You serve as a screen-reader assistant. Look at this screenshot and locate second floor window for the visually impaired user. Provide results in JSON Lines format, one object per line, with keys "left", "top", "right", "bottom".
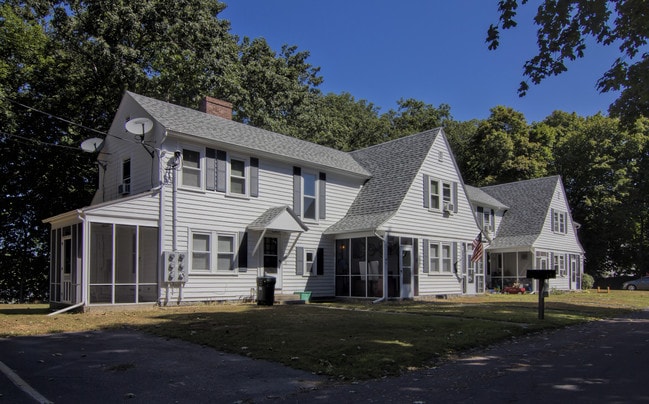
{"left": 429, "top": 180, "right": 440, "bottom": 210}
{"left": 553, "top": 210, "right": 567, "bottom": 234}
{"left": 229, "top": 158, "right": 246, "bottom": 195}
{"left": 122, "top": 159, "right": 131, "bottom": 185}
{"left": 182, "top": 149, "right": 201, "bottom": 188}
{"left": 303, "top": 172, "right": 317, "bottom": 220}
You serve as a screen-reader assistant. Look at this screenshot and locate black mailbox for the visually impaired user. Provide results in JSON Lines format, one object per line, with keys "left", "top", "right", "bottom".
{"left": 526, "top": 269, "right": 556, "bottom": 320}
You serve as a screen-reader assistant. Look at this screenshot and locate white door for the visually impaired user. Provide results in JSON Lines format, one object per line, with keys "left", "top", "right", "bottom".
{"left": 61, "top": 236, "right": 72, "bottom": 303}
{"left": 400, "top": 245, "right": 414, "bottom": 299}
{"left": 263, "top": 236, "right": 282, "bottom": 289}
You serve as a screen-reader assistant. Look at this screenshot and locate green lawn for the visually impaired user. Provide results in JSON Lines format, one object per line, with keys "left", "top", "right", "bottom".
{"left": 2, "top": 290, "right": 648, "bottom": 380}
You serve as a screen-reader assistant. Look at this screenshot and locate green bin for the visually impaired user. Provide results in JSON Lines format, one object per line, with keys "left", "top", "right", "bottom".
{"left": 256, "top": 276, "right": 276, "bottom": 305}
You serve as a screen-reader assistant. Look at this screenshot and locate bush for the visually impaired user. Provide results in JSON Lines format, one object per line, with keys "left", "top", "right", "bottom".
{"left": 582, "top": 273, "right": 595, "bottom": 290}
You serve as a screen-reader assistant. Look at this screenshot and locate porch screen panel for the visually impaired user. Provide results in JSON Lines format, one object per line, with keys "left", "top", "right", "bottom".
{"left": 89, "top": 223, "right": 113, "bottom": 303}
{"left": 387, "top": 236, "right": 400, "bottom": 298}
{"left": 335, "top": 239, "right": 350, "bottom": 296}
{"left": 350, "top": 238, "right": 366, "bottom": 297}
{"left": 367, "top": 236, "right": 383, "bottom": 298}
{"left": 138, "top": 226, "right": 158, "bottom": 302}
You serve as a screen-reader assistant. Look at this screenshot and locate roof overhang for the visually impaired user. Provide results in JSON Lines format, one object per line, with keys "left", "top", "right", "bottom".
{"left": 247, "top": 206, "right": 309, "bottom": 233}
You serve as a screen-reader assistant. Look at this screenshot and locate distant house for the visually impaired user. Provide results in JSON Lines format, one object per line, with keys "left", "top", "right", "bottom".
{"left": 44, "top": 92, "right": 583, "bottom": 309}
{"left": 466, "top": 176, "right": 585, "bottom": 291}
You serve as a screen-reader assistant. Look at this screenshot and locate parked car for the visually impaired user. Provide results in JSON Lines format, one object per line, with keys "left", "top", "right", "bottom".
{"left": 622, "top": 276, "right": 649, "bottom": 290}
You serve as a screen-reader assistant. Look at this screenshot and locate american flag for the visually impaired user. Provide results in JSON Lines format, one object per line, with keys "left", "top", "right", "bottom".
{"left": 471, "top": 233, "right": 483, "bottom": 263}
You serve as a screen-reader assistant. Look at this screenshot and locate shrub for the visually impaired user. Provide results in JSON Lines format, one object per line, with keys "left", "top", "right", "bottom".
{"left": 582, "top": 273, "right": 595, "bottom": 290}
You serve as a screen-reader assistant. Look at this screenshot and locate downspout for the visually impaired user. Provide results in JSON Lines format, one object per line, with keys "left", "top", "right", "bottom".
{"left": 373, "top": 230, "right": 387, "bottom": 304}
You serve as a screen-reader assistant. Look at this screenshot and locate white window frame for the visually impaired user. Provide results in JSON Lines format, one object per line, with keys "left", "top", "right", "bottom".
{"left": 216, "top": 233, "right": 237, "bottom": 273}
{"left": 190, "top": 230, "right": 238, "bottom": 274}
{"left": 302, "top": 171, "right": 319, "bottom": 221}
{"left": 429, "top": 179, "right": 440, "bottom": 210}
{"left": 190, "top": 231, "right": 211, "bottom": 272}
{"left": 227, "top": 155, "right": 249, "bottom": 196}
{"left": 441, "top": 244, "right": 452, "bottom": 273}
{"left": 121, "top": 157, "right": 131, "bottom": 186}
{"left": 428, "top": 178, "right": 453, "bottom": 212}
{"left": 427, "top": 242, "right": 453, "bottom": 274}
{"left": 554, "top": 254, "right": 566, "bottom": 277}
{"left": 553, "top": 210, "right": 567, "bottom": 234}
{"left": 303, "top": 248, "right": 317, "bottom": 277}
{"left": 181, "top": 147, "right": 203, "bottom": 189}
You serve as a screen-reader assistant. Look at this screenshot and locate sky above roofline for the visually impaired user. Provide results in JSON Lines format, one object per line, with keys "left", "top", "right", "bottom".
{"left": 222, "top": 1, "right": 621, "bottom": 124}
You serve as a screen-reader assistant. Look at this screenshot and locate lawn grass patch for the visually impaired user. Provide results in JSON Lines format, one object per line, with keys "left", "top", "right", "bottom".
{"left": 1, "top": 290, "right": 648, "bottom": 380}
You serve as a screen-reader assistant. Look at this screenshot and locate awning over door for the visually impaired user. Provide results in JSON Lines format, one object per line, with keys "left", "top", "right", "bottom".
{"left": 248, "top": 206, "right": 309, "bottom": 233}
{"left": 248, "top": 206, "right": 309, "bottom": 255}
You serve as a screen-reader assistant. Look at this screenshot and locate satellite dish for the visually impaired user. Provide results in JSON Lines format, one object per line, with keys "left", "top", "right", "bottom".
{"left": 125, "top": 117, "right": 153, "bottom": 135}
{"left": 80, "top": 137, "right": 104, "bottom": 153}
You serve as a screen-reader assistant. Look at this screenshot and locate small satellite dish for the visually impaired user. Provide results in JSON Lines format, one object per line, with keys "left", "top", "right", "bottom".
{"left": 80, "top": 137, "right": 104, "bottom": 153}
{"left": 125, "top": 117, "right": 153, "bottom": 135}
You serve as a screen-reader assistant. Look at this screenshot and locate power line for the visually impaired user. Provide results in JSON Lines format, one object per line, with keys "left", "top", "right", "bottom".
{"left": 2, "top": 96, "right": 108, "bottom": 137}
{"left": 1, "top": 130, "right": 88, "bottom": 152}
{"left": 1, "top": 96, "right": 146, "bottom": 147}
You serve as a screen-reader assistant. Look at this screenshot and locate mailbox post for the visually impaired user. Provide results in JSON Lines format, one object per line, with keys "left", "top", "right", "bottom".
{"left": 526, "top": 269, "right": 556, "bottom": 319}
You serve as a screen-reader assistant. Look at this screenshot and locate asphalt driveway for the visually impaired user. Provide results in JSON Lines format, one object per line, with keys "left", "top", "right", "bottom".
{"left": 2, "top": 309, "right": 649, "bottom": 403}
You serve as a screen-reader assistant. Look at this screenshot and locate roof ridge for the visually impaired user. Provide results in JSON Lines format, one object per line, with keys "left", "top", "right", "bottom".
{"left": 350, "top": 128, "right": 442, "bottom": 155}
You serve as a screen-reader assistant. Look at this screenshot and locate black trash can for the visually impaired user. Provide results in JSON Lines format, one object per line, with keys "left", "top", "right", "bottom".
{"left": 256, "top": 276, "right": 276, "bottom": 305}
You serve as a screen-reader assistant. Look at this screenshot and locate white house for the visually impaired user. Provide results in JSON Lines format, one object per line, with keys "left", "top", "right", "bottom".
{"left": 44, "top": 92, "right": 584, "bottom": 308}
{"left": 466, "top": 176, "right": 585, "bottom": 291}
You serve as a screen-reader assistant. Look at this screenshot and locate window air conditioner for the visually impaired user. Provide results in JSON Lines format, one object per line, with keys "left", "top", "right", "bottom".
{"left": 483, "top": 224, "right": 492, "bottom": 233}
{"left": 118, "top": 183, "right": 131, "bottom": 195}
{"left": 443, "top": 202, "right": 454, "bottom": 213}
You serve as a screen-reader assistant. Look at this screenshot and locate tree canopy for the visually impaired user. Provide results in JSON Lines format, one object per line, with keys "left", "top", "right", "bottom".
{"left": 487, "top": 0, "right": 649, "bottom": 126}
{"left": 2, "top": 1, "right": 649, "bottom": 300}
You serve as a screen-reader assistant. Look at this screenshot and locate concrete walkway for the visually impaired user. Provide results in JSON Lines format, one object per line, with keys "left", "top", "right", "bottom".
{"left": 2, "top": 309, "right": 649, "bottom": 403}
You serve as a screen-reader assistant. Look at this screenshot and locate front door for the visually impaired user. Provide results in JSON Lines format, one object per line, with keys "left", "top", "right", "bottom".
{"left": 400, "top": 245, "right": 414, "bottom": 299}
{"left": 61, "top": 236, "right": 72, "bottom": 303}
{"left": 263, "top": 236, "right": 282, "bottom": 289}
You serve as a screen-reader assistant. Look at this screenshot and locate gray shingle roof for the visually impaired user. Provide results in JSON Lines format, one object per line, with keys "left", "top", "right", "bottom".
{"left": 128, "top": 92, "right": 370, "bottom": 177}
{"left": 465, "top": 185, "right": 509, "bottom": 210}
{"left": 325, "top": 129, "right": 441, "bottom": 234}
{"left": 480, "top": 176, "right": 560, "bottom": 249}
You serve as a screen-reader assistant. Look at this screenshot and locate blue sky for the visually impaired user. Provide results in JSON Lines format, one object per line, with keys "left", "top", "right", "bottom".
{"left": 221, "top": 1, "right": 621, "bottom": 123}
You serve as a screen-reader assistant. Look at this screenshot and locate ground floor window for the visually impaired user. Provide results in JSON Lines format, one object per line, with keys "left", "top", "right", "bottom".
{"left": 89, "top": 223, "right": 158, "bottom": 304}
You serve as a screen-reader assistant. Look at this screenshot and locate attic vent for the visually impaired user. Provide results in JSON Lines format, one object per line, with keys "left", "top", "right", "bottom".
{"left": 200, "top": 96, "right": 232, "bottom": 120}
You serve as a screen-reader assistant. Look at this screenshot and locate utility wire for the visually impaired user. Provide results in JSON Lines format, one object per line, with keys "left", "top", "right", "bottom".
{"left": 2, "top": 96, "right": 108, "bottom": 137}
{"left": 0, "top": 129, "right": 87, "bottom": 152}
{"left": 1, "top": 96, "right": 146, "bottom": 147}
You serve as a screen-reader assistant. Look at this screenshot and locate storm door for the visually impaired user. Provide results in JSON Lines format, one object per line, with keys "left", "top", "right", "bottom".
{"left": 400, "top": 245, "right": 414, "bottom": 299}
{"left": 263, "top": 236, "right": 281, "bottom": 289}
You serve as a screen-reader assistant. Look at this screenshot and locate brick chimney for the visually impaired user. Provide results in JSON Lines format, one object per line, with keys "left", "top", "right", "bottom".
{"left": 200, "top": 96, "right": 233, "bottom": 120}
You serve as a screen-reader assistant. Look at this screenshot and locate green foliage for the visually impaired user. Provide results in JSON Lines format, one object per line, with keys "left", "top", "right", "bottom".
{"left": 581, "top": 273, "right": 595, "bottom": 290}
{"left": 464, "top": 106, "right": 551, "bottom": 185}
{"left": 488, "top": 0, "right": 649, "bottom": 126}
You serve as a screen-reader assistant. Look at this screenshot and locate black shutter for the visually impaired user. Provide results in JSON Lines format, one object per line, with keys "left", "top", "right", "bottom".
{"left": 238, "top": 232, "right": 248, "bottom": 271}
{"left": 293, "top": 166, "right": 301, "bottom": 215}
{"left": 319, "top": 172, "right": 326, "bottom": 220}
{"left": 216, "top": 150, "right": 227, "bottom": 192}
{"left": 317, "top": 248, "right": 324, "bottom": 275}
{"left": 296, "top": 246, "right": 304, "bottom": 275}
{"left": 206, "top": 148, "right": 216, "bottom": 191}
{"left": 250, "top": 158, "right": 259, "bottom": 197}
{"left": 422, "top": 239, "right": 429, "bottom": 273}
{"left": 423, "top": 174, "right": 430, "bottom": 208}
